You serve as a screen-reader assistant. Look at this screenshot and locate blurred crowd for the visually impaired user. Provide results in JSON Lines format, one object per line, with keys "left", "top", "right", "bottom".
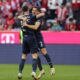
{"left": 0, "top": 0, "right": 80, "bottom": 31}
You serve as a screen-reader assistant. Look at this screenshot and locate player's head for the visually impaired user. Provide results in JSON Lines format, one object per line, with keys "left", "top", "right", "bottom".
{"left": 32, "top": 7, "right": 41, "bottom": 15}
{"left": 32, "top": 7, "right": 37, "bottom": 15}
{"left": 22, "top": 5, "right": 28, "bottom": 12}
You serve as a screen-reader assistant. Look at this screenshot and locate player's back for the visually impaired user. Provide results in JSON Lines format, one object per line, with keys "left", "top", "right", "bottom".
{"left": 21, "top": 13, "right": 37, "bottom": 36}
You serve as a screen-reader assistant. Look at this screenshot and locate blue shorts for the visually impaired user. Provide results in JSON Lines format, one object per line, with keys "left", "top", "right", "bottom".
{"left": 36, "top": 33, "right": 45, "bottom": 49}
{"left": 22, "top": 35, "right": 38, "bottom": 54}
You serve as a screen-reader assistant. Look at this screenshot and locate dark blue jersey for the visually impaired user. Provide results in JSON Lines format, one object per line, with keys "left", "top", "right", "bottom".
{"left": 21, "top": 13, "right": 37, "bottom": 36}
{"left": 34, "top": 17, "right": 43, "bottom": 38}
{"left": 34, "top": 17, "right": 45, "bottom": 49}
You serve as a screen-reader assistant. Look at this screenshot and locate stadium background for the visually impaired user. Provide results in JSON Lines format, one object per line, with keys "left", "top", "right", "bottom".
{"left": 0, "top": 0, "right": 80, "bottom": 80}
{"left": 0, "top": 31, "right": 80, "bottom": 65}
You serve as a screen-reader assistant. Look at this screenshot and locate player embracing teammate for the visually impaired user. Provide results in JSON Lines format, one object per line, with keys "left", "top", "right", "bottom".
{"left": 17, "top": 5, "right": 55, "bottom": 80}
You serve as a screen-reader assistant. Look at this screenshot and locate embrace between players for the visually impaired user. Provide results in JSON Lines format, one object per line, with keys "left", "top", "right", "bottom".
{"left": 17, "top": 5, "right": 55, "bottom": 80}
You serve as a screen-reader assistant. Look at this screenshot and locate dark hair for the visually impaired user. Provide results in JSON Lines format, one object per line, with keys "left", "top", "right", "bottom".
{"left": 33, "top": 7, "right": 41, "bottom": 12}
{"left": 37, "top": 7, "right": 41, "bottom": 12}
{"left": 22, "top": 5, "right": 28, "bottom": 12}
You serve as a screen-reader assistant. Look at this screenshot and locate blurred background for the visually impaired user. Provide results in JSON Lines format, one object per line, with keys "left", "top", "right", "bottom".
{"left": 0, "top": 0, "right": 80, "bottom": 80}
{"left": 0, "top": 0, "right": 80, "bottom": 31}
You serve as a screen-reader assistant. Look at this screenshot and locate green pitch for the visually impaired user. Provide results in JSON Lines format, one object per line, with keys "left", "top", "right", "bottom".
{"left": 0, "top": 64, "right": 80, "bottom": 80}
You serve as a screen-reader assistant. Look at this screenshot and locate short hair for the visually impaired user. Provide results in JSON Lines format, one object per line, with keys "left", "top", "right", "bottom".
{"left": 37, "top": 7, "right": 41, "bottom": 12}
{"left": 33, "top": 7, "right": 41, "bottom": 12}
{"left": 22, "top": 5, "right": 28, "bottom": 12}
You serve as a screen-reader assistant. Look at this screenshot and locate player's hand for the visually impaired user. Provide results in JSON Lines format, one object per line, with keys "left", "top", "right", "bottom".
{"left": 41, "top": 12, "right": 45, "bottom": 16}
{"left": 23, "top": 22, "right": 28, "bottom": 27}
{"left": 23, "top": 17, "right": 27, "bottom": 21}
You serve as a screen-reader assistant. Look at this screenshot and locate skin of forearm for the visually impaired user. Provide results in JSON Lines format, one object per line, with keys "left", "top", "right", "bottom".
{"left": 25, "top": 24, "right": 37, "bottom": 30}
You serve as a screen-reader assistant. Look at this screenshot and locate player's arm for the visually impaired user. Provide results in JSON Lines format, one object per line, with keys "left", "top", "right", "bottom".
{"left": 17, "top": 15, "right": 27, "bottom": 21}
{"left": 20, "top": 30, "right": 23, "bottom": 44}
{"left": 23, "top": 21, "right": 40, "bottom": 30}
{"left": 36, "top": 13, "right": 45, "bottom": 18}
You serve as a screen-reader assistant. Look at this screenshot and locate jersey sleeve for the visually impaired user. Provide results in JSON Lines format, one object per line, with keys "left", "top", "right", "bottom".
{"left": 32, "top": 15, "right": 37, "bottom": 21}
{"left": 36, "top": 18, "right": 42, "bottom": 23}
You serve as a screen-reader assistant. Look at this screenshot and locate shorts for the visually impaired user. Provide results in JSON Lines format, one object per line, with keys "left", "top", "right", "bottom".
{"left": 36, "top": 34, "right": 45, "bottom": 49}
{"left": 22, "top": 35, "right": 38, "bottom": 54}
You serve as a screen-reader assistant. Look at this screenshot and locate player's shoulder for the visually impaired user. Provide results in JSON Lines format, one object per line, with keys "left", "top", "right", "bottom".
{"left": 29, "top": 13, "right": 37, "bottom": 21}
{"left": 29, "top": 13, "right": 34, "bottom": 17}
{"left": 37, "top": 17, "right": 42, "bottom": 22}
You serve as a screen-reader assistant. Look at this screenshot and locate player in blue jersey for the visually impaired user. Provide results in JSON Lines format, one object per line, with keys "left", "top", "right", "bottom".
{"left": 17, "top": 5, "right": 43, "bottom": 80}
{"left": 23, "top": 7, "right": 55, "bottom": 79}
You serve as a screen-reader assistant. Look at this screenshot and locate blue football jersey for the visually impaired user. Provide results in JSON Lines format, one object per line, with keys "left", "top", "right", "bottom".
{"left": 21, "top": 13, "right": 37, "bottom": 36}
